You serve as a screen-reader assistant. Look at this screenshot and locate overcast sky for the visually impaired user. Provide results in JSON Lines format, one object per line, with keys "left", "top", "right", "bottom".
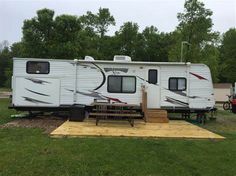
{"left": 0, "top": 0, "right": 235, "bottom": 44}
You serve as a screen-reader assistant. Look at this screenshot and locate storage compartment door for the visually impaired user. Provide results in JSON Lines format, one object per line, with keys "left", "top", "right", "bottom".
{"left": 14, "top": 77, "right": 60, "bottom": 107}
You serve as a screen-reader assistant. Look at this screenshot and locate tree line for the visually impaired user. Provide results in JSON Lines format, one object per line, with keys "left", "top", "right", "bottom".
{"left": 0, "top": 0, "right": 235, "bottom": 88}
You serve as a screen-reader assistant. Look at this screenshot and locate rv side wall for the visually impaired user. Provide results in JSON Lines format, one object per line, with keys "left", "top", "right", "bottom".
{"left": 12, "top": 58, "right": 215, "bottom": 111}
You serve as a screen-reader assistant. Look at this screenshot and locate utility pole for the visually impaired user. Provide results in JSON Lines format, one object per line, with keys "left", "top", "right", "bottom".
{"left": 180, "top": 41, "right": 191, "bottom": 62}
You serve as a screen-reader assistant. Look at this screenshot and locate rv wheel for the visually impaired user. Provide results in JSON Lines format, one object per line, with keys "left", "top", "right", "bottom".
{"left": 223, "top": 102, "right": 231, "bottom": 110}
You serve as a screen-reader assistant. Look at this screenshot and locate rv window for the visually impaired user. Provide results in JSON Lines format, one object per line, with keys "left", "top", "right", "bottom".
{"left": 108, "top": 76, "right": 122, "bottom": 93}
{"left": 26, "top": 61, "right": 50, "bottom": 74}
{"left": 148, "top": 69, "right": 158, "bottom": 84}
{"left": 178, "top": 78, "right": 186, "bottom": 90}
{"left": 169, "top": 78, "right": 186, "bottom": 91}
{"left": 108, "top": 76, "right": 136, "bottom": 93}
{"left": 122, "top": 77, "right": 136, "bottom": 93}
{"left": 169, "top": 78, "right": 178, "bottom": 90}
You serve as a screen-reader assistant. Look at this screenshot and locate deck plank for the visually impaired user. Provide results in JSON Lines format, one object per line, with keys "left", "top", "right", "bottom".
{"left": 50, "top": 120, "right": 225, "bottom": 139}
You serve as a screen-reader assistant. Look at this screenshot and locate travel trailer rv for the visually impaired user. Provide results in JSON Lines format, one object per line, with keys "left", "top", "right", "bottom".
{"left": 10, "top": 56, "right": 215, "bottom": 117}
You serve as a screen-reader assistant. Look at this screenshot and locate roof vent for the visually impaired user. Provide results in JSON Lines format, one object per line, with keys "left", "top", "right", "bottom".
{"left": 84, "top": 56, "right": 95, "bottom": 61}
{"left": 113, "top": 55, "right": 131, "bottom": 62}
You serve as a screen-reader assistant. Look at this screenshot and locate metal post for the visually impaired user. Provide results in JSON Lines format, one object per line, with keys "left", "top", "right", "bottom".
{"left": 180, "top": 41, "right": 191, "bottom": 62}
{"left": 181, "top": 42, "right": 184, "bottom": 62}
{"left": 73, "top": 59, "right": 78, "bottom": 103}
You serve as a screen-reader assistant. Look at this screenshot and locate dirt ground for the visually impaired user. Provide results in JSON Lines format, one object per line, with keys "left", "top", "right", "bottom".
{"left": 1, "top": 116, "right": 66, "bottom": 134}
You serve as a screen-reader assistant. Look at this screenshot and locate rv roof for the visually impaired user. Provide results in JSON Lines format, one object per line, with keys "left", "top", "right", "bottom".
{"left": 13, "top": 57, "right": 205, "bottom": 66}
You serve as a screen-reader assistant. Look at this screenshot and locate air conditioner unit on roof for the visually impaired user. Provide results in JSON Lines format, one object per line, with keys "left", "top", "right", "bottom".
{"left": 84, "top": 56, "right": 95, "bottom": 61}
{"left": 113, "top": 55, "right": 131, "bottom": 62}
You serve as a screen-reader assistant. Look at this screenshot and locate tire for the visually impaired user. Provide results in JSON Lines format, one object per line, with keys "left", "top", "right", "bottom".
{"left": 223, "top": 102, "right": 231, "bottom": 110}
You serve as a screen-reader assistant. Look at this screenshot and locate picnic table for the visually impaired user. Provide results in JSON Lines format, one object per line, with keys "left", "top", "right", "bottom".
{"left": 89, "top": 102, "right": 142, "bottom": 127}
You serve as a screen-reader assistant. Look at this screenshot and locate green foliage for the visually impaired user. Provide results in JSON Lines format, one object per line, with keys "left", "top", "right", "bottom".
{"left": 0, "top": 99, "right": 17, "bottom": 124}
{"left": 219, "top": 28, "right": 236, "bottom": 83}
{"left": 0, "top": 1, "right": 235, "bottom": 86}
{"left": 52, "top": 15, "right": 81, "bottom": 59}
{"left": 115, "top": 22, "right": 139, "bottom": 59}
{"left": 201, "top": 45, "right": 220, "bottom": 82}
{"left": 11, "top": 42, "right": 26, "bottom": 58}
{"left": 22, "top": 8, "right": 55, "bottom": 58}
{"left": 0, "top": 47, "right": 12, "bottom": 87}
{"left": 168, "top": 0, "right": 221, "bottom": 82}
{"left": 80, "top": 7, "right": 115, "bottom": 38}
{"left": 141, "top": 26, "right": 172, "bottom": 62}
{"left": 0, "top": 105, "right": 236, "bottom": 175}
{"left": 96, "top": 8, "right": 116, "bottom": 38}
{"left": 169, "top": 0, "right": 218, "bottom": 61}
{"left": 22, "top": 9, "right": 82, "bottom": 59}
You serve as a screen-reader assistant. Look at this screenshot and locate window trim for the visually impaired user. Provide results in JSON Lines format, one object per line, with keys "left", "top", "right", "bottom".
{"left": 148, "top": 69, "right": 158, "bottom": 84}
{"left": 107, "top": 75, "right": 136, "bottom": 94}
{"left": 168, "top": 77, "right": 187, "bottom": 91}
{"left": 26, "top": 61, "right": 50, "bottom": 74}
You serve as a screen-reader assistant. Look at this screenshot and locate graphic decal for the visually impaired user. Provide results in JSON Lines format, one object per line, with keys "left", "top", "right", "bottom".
{"left": 165, "top": 96, "right": 189, "bottom": 106}
{"left": 66, "top": 89, "right": 126, "bottom": 103}
{"left": 25, "top": 78, "right": 50, "bottom": 84}
{"left": 22, "top": 97, "right": 52, "bottom": 104}
{"left": 104, "top": 68, "right": 128, "bottom": 73}
{"left": 72, "top": 62, "right": 106, "bottom": 90}
{"left": 66, "top": 89, "right": 106, "bottom": 100}
{"left": 25, "top": 88, "right": 49, "bottom": 97}
{"left": 165, "top": 88, "right": 203, "bottom": 99}
{"left": 190, "top": 72, "right": 208, "bottom": 81}
{"left": 136, "top": 76, "right": 159, "bottom": 86}
{"left": 165, "top": 88, "right": 187, "bottom": 96}
{"left": 103, "top": 96, "right": 126, "bottom": 103}
{"left": 92, "top": 63, "right": 106, "bottom": 90}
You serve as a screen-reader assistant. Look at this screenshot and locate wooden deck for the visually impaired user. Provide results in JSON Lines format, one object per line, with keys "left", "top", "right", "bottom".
{"left": 50, "top": 119, "right": 224, "bottom": 139}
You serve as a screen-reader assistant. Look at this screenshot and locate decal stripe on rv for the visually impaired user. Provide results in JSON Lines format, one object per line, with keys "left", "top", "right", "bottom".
{"left": 22, "top": 97, "right": 52, "bottom": 104}
{"left": 92, "top": 63, "right": 106, "bottom": 90}
{"left": 25, "top": 88, "right": 50, "bottom": 97}
{"left": 190, "top": 72, "right": 208, "bottom": 81}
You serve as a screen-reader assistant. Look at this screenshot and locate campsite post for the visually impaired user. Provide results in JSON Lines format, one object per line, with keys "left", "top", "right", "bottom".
{"left": 181, "top": 41, "right": 191, "bottom": 62}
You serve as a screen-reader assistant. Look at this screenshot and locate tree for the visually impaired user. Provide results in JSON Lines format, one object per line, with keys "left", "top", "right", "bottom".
{"left": 0, "top": 40, "right": 9, "bottom": 52}
{"left": 0, "top": 47, "right": 11, "bottom": 87}
{"left": 168, "top": 0, "right": 220, "bottom": 82}
{"left": 169, "top": 0, "right": 218, "bottom": 62}
{"left": 52, "top": 15, "right": 81, "bottom": 59}
{"left": 141, "top": 26, "right": 159, "bottom": 61}
{"left": 201, "top": 45, "right": 220, "bottom": 82}
{"left": 22, "top": 8, "right": 55, "bottom": 58}
{"left": 22, "top": 8, "right": 82, "bottom": 59}
{"left": 141, "top": 26, "right": 172, "bottom": 62}
{"left": 79, "top": 8, "right": 115, "bottom": 59}
{"left": 11, "top": 42, "right": 25, "bottom": 57}
{"left": 96, "top": 8, "right": 115, "bottom": 38}
{"left": 80, "top": 8, "right": 115, "bottom": 38}
{"left": 219, "top": 28, "right": 236, "bottom": 83}
{"left": 115, "top": 22, "right": 139, "bottom": 59}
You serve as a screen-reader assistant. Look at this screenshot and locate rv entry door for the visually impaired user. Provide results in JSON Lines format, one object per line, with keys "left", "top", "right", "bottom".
{"left": 146, "top": 67, "right": 160, "bottom": 108}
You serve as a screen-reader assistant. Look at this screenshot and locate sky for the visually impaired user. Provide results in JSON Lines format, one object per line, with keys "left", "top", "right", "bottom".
{"left": 0, "top": 0, "right": 235, "bottom": 45}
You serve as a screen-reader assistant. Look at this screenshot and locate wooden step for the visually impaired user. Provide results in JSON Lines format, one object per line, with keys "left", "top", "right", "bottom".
{"left": 146, "top": 109, "right": 169, "bottom": 123}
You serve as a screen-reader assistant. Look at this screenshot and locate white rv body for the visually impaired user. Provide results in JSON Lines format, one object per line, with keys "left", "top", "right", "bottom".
{"left": 11, "top": 57, "right": 215, "bottom": 112}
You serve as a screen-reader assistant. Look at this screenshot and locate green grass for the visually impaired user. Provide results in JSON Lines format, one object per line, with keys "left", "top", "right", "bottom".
{"left": 0, "top": 87, "right": 11, "bottom": 92}
{"left": 0, "top": 98, "right": 17, "bottom": 124}
{"left": 201, "top": 110, "right": 236, "bottom": 134}
{"left": 0, "top": 99, "right": 236, "bottom": 176}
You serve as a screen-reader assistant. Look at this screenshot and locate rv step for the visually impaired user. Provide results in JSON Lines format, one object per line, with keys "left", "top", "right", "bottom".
{"left": 146, "top": 109, "right": 169, "bottom": 123}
